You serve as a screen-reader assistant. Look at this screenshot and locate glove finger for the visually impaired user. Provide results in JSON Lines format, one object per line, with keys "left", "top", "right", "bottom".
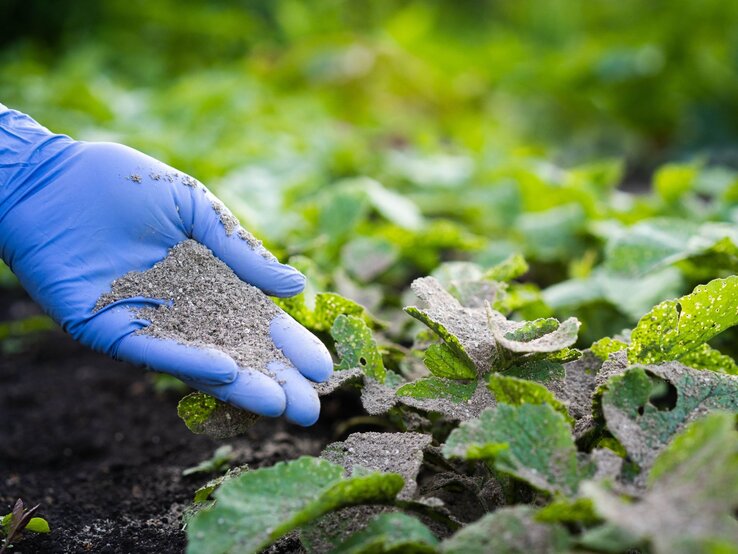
{"left": 116, "top": 333, "right": 239, "bottom": 386}
{"left": 182, "top": 367, "right": 287, "bottom": 418}
{"left": 189, "top": 190, "right": 305, "bottom": 297}
{"left": 269, "top": 361, "right": 321, "bottom": 427}
{"left": 85, "top": 297, "right": 239, "bottom": 386}
{"left": 269, "top": 314, "right": 333, "bottom": 383}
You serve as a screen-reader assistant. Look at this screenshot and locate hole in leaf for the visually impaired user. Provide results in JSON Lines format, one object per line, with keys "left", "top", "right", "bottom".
{"left": 646, "top": 374, "right": 678, "bottom": 411}
{"left": 359, "top": 357, "right": 367, "bottom": 366}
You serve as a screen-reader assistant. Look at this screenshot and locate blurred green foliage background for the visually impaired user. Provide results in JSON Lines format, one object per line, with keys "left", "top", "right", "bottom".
{"left": 2, "top": 0, "right": 738, "bottom": 345}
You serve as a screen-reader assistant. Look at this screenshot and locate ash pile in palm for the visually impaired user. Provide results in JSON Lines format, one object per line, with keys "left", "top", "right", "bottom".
{"left": 95, "top": 239, "right": 292, "bottom": 375}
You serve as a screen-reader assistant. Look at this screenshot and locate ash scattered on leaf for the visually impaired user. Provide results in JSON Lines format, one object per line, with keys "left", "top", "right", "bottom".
{"left": 397, "top": 379, "right": 495, "bottom": 422}
{"left": 591, "top": 448, "right": 623, "bottom": 481}
{"left": 96, "top": 240, "right": 289, "bottom": 375}
{"left": 314, "top": 367, "right": 364, "bottom": 396}
{"left": 595, "top": 349, "right": 629, "bottom": 390}
{"left": 560, "top": 350, "right": 602, "bottom": 420}
{"left": 601, "top": 361, "right": 738, "bottom": 488}
{"left": 321, "top": 431, "right": 432, "bottom": 499}
{"left": 360, "top": 379, "right": 399, "bottom": 415}
{"left": 300, "top": 505, "right": 393, "bottom": 553}
{"left": 408, "top": 277, "right": 496, "bottom": 372}
{"left": 441, "top": 506, "right": 570, "bottom": 554}
{"left": 487, "top": 310, "right": 580, "bottom": 354}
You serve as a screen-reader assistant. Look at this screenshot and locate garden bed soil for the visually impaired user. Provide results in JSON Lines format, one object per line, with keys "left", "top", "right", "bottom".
{"left": 0, "top": 290, "right": 355, "bottom": 554}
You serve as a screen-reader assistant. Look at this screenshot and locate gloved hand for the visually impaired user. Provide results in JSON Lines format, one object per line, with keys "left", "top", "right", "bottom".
{"left": 0, "top": 104, "right": 332, "bottom": 426}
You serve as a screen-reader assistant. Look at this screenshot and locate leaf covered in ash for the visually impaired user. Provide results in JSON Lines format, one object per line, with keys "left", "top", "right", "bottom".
{"left": 628, "top": 276, "right": 738, "bottom": 374}
{"left": 177, "top": 392, "right": 259, "bottom": 439}
{"left": 440, "top": 506, "right": 570, "bottom": 554}
{"left": 186, "top": 456, "right": 404, "bottom": 554}
{"left": 584, "top": 412, "right": 738, "bottom": 554}
{"left": 487, "top": 307, "right": 580, "bottom": 355}
{"left": 330, "top": 512, "right": 438, "bottom": 554}
{"left": 405, "top": 277, "right": 495, "bottom": 372}
{"left": 599, "top": 362, "right": 738, "bottom": 485}
{"left": 332, "top": 314, "right": 386, "bottom": 382}
{"left": 487, "top": 374, "right": 573, "bottom": 424}
{"left": 321, "top": 432, "right": 432, "bottom": 499}
{"left": 443, "top": 403, "right": 592, "bottom": 496}
{"left": 395, "top": 376, "right": 494, "bottom": 421}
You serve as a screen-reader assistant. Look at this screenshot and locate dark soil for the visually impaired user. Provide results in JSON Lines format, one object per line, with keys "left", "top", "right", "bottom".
{"left": 0, "top": 290, "right": 355, "bottom": 554}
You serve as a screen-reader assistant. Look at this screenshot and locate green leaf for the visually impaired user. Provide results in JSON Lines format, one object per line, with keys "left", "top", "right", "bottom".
{"left": 440, "top": 506, "right": 570, "bottom": 554}
{"left": 590, "top": 337, "right": 627, "bottom": 361}
{"left": 487, "top": 374, "right": 573, "bottom": 424}
{"left": 535, "top": 498, "right": 598, "bottom": 525}
{"left": 331, "top": 512, "right": 438, "bottom": 554}
{"left": 186, "top": 457, "right": 404, "bottom": 554}
{"left": 517, "top": 204, "right": 587, "bottom": 263}
{"left": 177, "top": 393, "right": 259, "bottom": 439}
{"left": 678, "top": 343, "right": 738, "bottom": 375}
{"left": 362, "top": 177, "right": 424, "bottom": 231}
{"left": 544, "top": 267, "right": 684, "bottom": 322}
{"left": 183, "top": 445, "right": 234, "bottom": 477}
{"left": 600, "top": 363, "right": 738, "bottom": 483}
{"left": 23, "top": 517, "right": 50, "bottom": 534}
{"left": 487, "top": 308, "right": 580, "bottom": 355}
{"left": 275, "top": 291, "right": 370, "bottom": 333}
{"left": 193, "top": 466, "right": 248, "bottom": 504}
{"left": 628, "top": 276, "right": 738, "bottom": 370}
{"left": 423, "top": 343, "right": 477, "bottom": 380}
{"left": 604, "top": 218, "right": 738, "bottom": 277}
{"left": 483, "top": 253, "right": 529, "bottom": 282}
{"left": 395, "top": 376, "right": 492, "bottom": 421}
{"left": 405, "top": 277, "right": 495, "bottom": 371}
{"left": 331, "top": 314, "right": 386, "bottom": 382}
{"left": 313, "top": 292, "right": 368, "bottom": 331}
{"left": 443, "top": 404, "right": 590, "bottom": 496}
{"left": 584, "top": 413, "right": 738, "bottom": 554}
{"left": 654, "top": 163, "right": 698, "bottom": 202}
{"left": 396, "top": 376, "right": 477, "bottom": 403}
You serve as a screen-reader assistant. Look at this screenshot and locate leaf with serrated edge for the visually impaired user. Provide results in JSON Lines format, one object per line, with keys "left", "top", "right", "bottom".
{"left": 186, "top": 456, "right": 403, "bottom": 554}
{"left": 405, "top": 277, "right": 494, "bottom": 371}
{"left": 483, "top": 253, "right": 529, "bottom": 283}
{"left": 424, "top": 343, "right": 477, "bottom": 380}
{"left": 628, "top": 276, "right": 738, "bottom": 370}
{"left": 332, "top": 314, "right": 386, "bottom": 382}
{"left": 443, "top": 404, "right": 591, "bottom": 496}
{"left": 584, "top": 413, "right": 738, "bottom": 554}
{"left": 488, "top": 374, "right": 573, "bottom": 424}
{"left": 441, "top": 506, "right": 570, "bottom": 554}
{"left": 600, "top": 363, "right": 738, "bottom": 486}
{"left": 590, "top": 337, "right": 627, "bottom": 361}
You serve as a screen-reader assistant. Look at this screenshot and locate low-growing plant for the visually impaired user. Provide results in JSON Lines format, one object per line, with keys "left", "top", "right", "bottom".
{"left": 178, "top": 260, "right": 738, "bottom": 554}
{"left": 0, "top": 499, "right": 50, "bottom": 554}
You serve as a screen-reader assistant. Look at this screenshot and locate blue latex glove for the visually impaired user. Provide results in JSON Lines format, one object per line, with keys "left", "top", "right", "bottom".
{"left": 0, "top": 104, "right": 332, "bottom": 426}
